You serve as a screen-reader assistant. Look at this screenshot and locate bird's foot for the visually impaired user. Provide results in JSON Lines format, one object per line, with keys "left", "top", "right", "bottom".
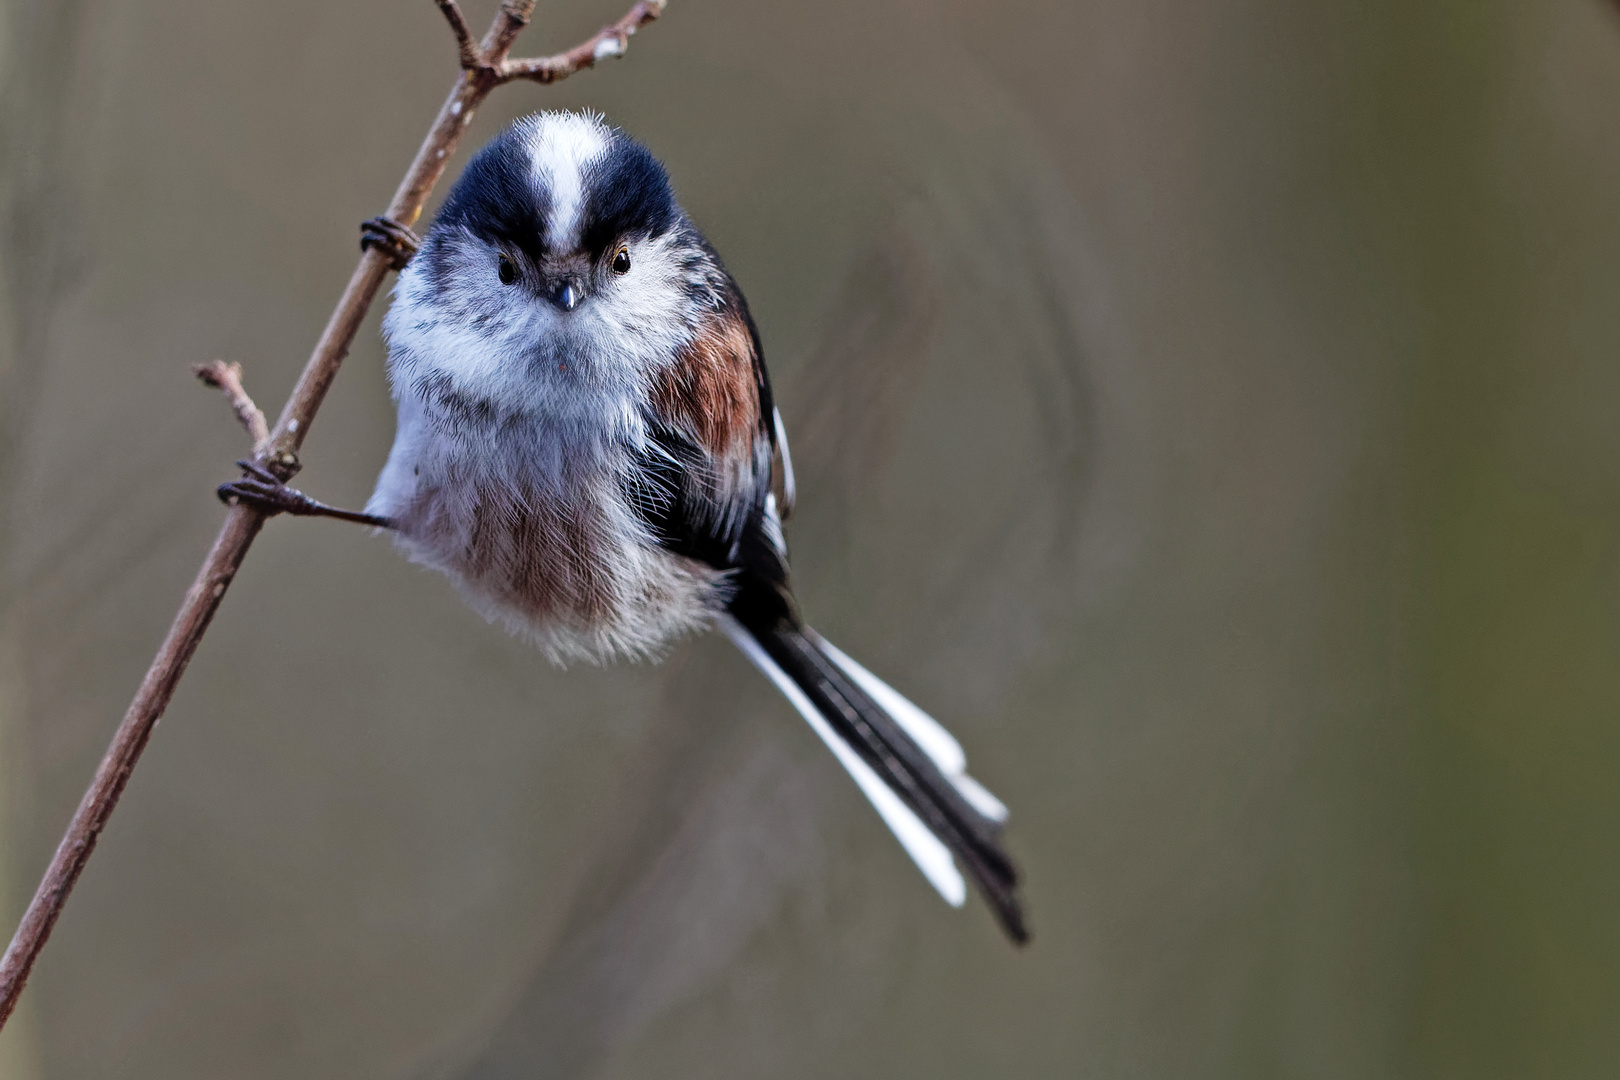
{"left": 218, "top": 461, "right": 391, "bottom": 527}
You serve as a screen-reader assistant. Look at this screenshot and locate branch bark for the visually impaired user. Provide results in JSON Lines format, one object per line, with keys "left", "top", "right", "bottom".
{"left": 0, "top": 0, "right": 665, "bottom": 1032}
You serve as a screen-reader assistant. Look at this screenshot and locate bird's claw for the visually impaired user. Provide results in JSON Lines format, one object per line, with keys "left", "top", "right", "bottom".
{"left": 216, "top": 459, "right": 392, "bottom": 528}
{"left": 217, "top": 459, "right": 318, "bottom": 516}
{"left": 217, "top": 474, "right": 320, "bottom": 517}
{"left": 234, "top": 458, "right": 283, "bottom": 485}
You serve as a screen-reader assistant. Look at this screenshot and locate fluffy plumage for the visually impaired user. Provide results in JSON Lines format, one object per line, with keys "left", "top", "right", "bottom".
{"left": 368, "top": 112, "right": 1027, "bottom": 941}
{"left": 370, "top": 112, "right": 759, "bottom": 662}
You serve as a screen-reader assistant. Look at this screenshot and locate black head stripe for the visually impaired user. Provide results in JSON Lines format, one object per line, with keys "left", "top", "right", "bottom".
{"left": 426, "top": 120, "right": 679, "bottom": 263}
{"left": 428, "top": 124, "right": 548, "bottom": 260}
{"left": 579, "top": 134, "right": 678, "bottom": 257}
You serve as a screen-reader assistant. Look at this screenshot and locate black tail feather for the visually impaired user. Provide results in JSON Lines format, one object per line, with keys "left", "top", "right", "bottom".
{"left": 736, "top": 616, "right": 1029, "bottom": 944}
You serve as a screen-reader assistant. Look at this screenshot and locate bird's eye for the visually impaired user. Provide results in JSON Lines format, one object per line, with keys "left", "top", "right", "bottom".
{"left": 497, "top": 253, "right": 517, "bottom": 285}
{"left": 612, "top": 247, "right": 631, "bottom": 275}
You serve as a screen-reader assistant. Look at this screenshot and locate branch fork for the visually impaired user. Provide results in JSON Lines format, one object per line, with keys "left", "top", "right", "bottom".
{"left": 437, "top": 0, "right": 665, "bottom": 86}
{"left": 0, "top": 0, "right": 668, "bottom": 1033}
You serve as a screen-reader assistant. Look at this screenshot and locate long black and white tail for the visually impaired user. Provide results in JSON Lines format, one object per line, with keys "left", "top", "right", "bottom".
{"left": 720, "top": 615, "right": 1028, "bottom": 943}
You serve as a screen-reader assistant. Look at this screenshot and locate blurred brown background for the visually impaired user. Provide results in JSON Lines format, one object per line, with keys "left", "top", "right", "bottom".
{"left": 3, "top": 0, "right": 1620, "bottom": 1076}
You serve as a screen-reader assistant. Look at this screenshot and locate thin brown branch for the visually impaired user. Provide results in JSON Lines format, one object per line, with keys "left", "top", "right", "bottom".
{"left": 192, "top": 361, "right": 269, "bottom": 453}
{"left": 435, "top": 0, "right": 484, "bottom": 70}
{"left": 500, "top": 0, "right": 666, "bottom": 84}
{"left": 0, "top": 0, "right": 668, "bottom": 1032}
{"left": 485, "top": 1, "right": 539, "bottom": 64}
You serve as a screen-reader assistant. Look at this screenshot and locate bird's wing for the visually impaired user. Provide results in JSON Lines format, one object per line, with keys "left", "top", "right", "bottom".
{"left": 629, "top": 294, "right": 782, "bottom": 582}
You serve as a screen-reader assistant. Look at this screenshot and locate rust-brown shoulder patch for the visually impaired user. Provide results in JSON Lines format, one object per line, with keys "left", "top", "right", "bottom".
{"left": 652, "top": 311, "right": 761, "bottom": 459}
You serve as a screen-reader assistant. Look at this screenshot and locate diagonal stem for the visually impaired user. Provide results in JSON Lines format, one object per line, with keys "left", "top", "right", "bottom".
{"left": 0, "top": 0, "right": 667, "bottom": 1033}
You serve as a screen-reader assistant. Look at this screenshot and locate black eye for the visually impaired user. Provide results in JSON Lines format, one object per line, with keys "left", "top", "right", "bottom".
{"left": 612, "top": 247, "right": 631, "bottom": 275}
{"left": 497, "top": 253, "right": 517, "bottom": 285}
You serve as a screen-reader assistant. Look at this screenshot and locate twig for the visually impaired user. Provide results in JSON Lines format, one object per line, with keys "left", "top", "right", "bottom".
{"left": 435, "top": 0, "right": 484, "bottom": 71}
{"left": 431, "top": 0, "right": 666, "bottom": 85}
{"left": 501, "top": 0, "right": 666, "bottom": 84}
{"left": 0, "top": 0, "right": 667, "bottom": 1032}
{"left": 192, "top": 361, "right": 270, "bottom": 453}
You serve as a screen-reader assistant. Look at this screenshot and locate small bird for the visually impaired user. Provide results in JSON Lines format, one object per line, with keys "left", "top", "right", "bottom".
{"left": 223, "top": 111, "right": 1027, "bottom": 942}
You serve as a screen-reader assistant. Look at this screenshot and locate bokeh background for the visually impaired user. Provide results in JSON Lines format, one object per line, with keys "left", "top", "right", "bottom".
{"left": 3, "top": 0, "right": 1620, "bottom": 1076}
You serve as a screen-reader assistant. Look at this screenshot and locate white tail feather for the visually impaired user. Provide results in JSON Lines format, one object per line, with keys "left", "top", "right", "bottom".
{"left": 812, "top": 635, "right": 1011, "bottom": 824}
{"left": 720, "top": 616, "right": 967, "bottom": 907}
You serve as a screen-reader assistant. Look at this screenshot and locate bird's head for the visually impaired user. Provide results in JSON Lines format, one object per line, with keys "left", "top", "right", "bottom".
{"left": 385, "top": 111, "right": 725, "bottom": 419}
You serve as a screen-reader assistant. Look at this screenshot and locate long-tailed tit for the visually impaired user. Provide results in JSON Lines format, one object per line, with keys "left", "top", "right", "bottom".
{"left": 223, "top": 112, "right": 1026, "bottom": 942}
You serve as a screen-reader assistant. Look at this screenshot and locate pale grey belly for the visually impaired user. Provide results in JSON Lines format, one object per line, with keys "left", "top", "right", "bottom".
{"left": 388, "top": 474, "right": 730, "bottom": 664}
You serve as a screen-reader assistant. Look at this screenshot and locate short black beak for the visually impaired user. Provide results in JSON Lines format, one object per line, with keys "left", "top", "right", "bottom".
{"left": 551, "top": 281, "right": 582, "bottom": 312}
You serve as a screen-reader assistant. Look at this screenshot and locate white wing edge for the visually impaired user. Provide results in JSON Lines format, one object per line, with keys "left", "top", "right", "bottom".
{"left": 812, "top": 634, "right": 1011, "bottom": 824}
{"left": 720, "top": 615, "right": 966, "bottom": 907}
{"left": 771, "top": 407, "right": 796, "bottom": 517}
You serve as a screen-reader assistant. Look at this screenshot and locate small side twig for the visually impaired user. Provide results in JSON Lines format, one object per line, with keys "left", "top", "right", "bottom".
{"left": 500, "top": 0, "right": 666, "bottom": 84}
{"left": 435, "top": 0, "right": 484, "bottom": 71}
{"left": 0, "top": 0, "right": 669, "bottom": 1034}
{"left": 435, "top": 0, "right": 665, "bottom": 86}
{"left": 192, "top": 361, "right": 269, "bottom": 454}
